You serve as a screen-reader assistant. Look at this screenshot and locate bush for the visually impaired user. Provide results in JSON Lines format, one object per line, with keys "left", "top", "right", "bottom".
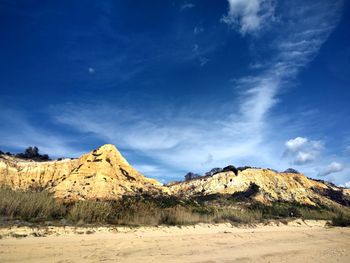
{"left": 331, "top": 214, "right": 350, "bottom": 227}
{"left": 15, "top": 146, "right": 50, "bottom": 161}
{"left": 205, "top": 168, "right": 223, "bottom": 177}
{"left": 184, "top": 172, "right": 201, "bottom": 181}
{"left": 282, "top": 168, "right": 300, "bottom": 174}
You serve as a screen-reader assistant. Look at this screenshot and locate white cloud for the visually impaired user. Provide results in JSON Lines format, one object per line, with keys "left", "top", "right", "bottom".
{"left": 222, "top": 0, "right": 275, "bottom": 35}
{"left": 194, "top": 26, "right": 204, "bottom": 35}
{"left": 52, "top": 103, "right": 275, "bottom": 175}
{"left": 284, "top": 137, "right": 323, "bottom": 165}
{"left": 0, "top": 1, "right": 344, "bottom": 184}
{"left": 294, "top": 151, "right": 316, "bottom": 165}
{"left": 181, "top": 2, "right": 195, "bottom": 10}
{"left": 88, "top": 67, "right": 95, "bottom": 74}
{"left": 345, "top": 181, "right": 350, "bottom": 188}
{"left": 285, "top": 137, "right": 308, "bottom": 152}
{"left": 231, "top": 0, "right": 341, "bottom": 151}
{"left": 318, "top": 162, "right": 345, "bottom": 177}
{"left": 199, "top": 57, "right": 209, "bottom": 66}
{"left": 48, "top": 0, "right": 342, "bottom": 179}
{"left": 132, "top": 164, "right": 171, "bottom": 181}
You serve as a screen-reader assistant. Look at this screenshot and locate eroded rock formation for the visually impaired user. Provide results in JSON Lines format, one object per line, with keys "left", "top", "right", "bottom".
{"left": 168, "top": 168, "right": 350, "bottom": 206}
{"left": 0, "top": 144, "right": 349, "bottom": 206}
{"left": 0, "top": 144, "right": 165, "bottom": 200}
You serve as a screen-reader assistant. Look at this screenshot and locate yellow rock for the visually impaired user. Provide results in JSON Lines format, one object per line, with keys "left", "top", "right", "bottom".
{"left": 0, "top": 144, "right": 166, "bottom": 201}
{"left": 168, "top": 168, "right": 346, "bottom": 206}
{"left": 0, "top": 145, "right": 348, "bottom": 206}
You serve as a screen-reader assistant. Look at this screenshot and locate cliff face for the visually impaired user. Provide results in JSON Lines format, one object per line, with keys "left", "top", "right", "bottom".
{"left": 0, "top": 144, "right": 165, "bottom": 200}
{"left": 0, "top": 144, "right": 348, "bottom": 206}
{"left": 168, "top": 169, "right": 349, "bottom": 206}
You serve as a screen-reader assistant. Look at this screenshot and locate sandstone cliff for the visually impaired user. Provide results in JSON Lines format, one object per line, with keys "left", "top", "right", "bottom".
{"left": 168, "top": 169, "right": 349, "bottom": 206}
{"left": 0, "top": 144, "right": 165, "bottom": 200}
{"left": 0, "top": 144, "right": 348, "bottom": 206}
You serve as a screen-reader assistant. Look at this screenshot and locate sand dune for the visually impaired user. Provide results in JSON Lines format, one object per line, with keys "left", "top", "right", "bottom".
{"left": 1, "top": 221, "right": 349, "bottom": 263}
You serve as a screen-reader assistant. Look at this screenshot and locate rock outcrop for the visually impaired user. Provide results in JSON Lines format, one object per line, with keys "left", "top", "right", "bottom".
{"left": 1, "top": 144, "right": 348, "bottom": 206}
{"left": 0, "top": 144, "right": 166, "bottom": 200}
{"left": 168, "top": 168, "right": 349, "bottom": 206}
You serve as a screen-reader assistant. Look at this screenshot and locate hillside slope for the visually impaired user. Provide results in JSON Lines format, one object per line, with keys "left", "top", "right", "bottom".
{"left": 0, "top": 144, "right": 349, "bottom": 207}
{"left": 168, "top": 169, "right": 350, "bottom": 206}
{"left": 0, "top": 144, "right": 165, "bottom": 200}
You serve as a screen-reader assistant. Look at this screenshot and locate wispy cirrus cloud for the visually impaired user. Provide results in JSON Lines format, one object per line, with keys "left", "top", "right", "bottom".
{"left": 47, "top": 0, "right": 343, "bottom": 181}
{"left": 193, "top": 26, "right": 204, "bottom": 35}
{"left": 0, "top": 0, "right": 346, "bottom": 184}
{"left": 0, "top": 108, "right": 84, "bottom": 157}
{"left": 221, "top": 0, "right": 276, "bottom": 35}
{"left": 318, "top": 162, "right": 345, "bottom": 177}
{"left": 51, "top": 102, "right": 272, "bottom": 177}
{"left": 230, "top": 0, "right": 342, "bottom": 132}
{"left": 180, "top": 2, "right": 195, "bottom": 11}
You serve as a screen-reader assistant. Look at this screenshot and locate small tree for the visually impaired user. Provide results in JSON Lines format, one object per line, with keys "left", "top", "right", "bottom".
{"left": 16, "top": 146, "right": 50, "bottom": 161}
{"left": 184, "top": 172, "right": 201, "bottom": 181}
{"left": 24, "top": 146, "right": 39, "bottom": 158}
{"left": 283, "top": 168, "right": 300, "bottom": 174}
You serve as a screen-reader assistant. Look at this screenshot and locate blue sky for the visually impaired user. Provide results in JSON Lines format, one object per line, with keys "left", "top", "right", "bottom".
{"left": 1, "top": 0, "right": 350, "bottom": 185}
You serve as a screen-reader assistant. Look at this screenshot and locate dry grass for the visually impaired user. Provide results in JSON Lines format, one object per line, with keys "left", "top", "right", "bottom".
{"left": 0, "top": 187, "right": 65, "bottom": 221}
{"left": 1, "top": 187, "right": 349, "bottom": 226}
{"left": 68, "top": 201, "right": 114, "bottom": 224}
{"left": 214, "top": 208, "right": 263, "bottom": 223}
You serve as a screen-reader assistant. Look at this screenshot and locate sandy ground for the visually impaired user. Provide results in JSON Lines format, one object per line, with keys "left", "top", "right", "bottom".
{"left": 0, "top": 220, "right": 350, "bottom": 263}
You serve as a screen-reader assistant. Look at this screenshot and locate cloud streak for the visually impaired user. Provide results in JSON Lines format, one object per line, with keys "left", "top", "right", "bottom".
{"left": 0, "top": 109, "right": 83, "bottom": 157}
{"left": 181, "top": 2, "right": 195, "bottom": 10}
{"left": 231, "top": 0, "right": 342, "bottom": 133}
{"left": 48, "top": 0, "right": 343, "bottom": 179}
{"left": 318, "top": 162, "right": 345, "bottom": 176}
{"left": 222, "top": 0, "right": 276, "bottom": 35}
{"left": 0, "top": 0, "right": 345, "bottom": 183}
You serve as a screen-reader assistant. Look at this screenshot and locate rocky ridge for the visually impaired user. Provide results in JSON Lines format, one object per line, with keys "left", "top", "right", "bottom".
{"left": 0, "top": 144, "right": 165, "bottom": 200}
{"left": 168, "top": 168, "right": 350, "bottom": 206}
{"left": 0, "top": 144, "right": 349, "bottom": 206}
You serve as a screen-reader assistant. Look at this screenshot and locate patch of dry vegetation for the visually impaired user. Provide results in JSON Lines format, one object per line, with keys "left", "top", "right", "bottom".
{"left": 0, "top": 187, "right": 65, "bottom": 221}
{"left": 331, "top": 213, "right": 350, "bottom": 227}
{"left": 1, "top": 187, "right": 349, "bottom": 226}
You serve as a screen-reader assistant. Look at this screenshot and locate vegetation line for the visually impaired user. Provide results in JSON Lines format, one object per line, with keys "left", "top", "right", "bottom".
{"left": 1, "top": 187, "right": 349, "bottom": 227}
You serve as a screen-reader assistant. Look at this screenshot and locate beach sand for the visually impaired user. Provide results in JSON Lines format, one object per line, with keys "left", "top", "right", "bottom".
{"left": 1, "top": 220, "right": 349, "bottom": 263}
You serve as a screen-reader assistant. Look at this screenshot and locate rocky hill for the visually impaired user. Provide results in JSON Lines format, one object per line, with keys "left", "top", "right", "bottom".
{"left": 168, "top": 168, "right": 350, "bottom": 207}
{"left": 0, "top": 144, "right": 349, "bottom": 207}
{"left": 0, "top": 144, "right": 165, "bottom": 200}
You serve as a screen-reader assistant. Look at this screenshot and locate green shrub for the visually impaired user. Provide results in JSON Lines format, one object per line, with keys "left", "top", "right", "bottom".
{"left": 331, "top": 214, "right": 350, "bottom": 227}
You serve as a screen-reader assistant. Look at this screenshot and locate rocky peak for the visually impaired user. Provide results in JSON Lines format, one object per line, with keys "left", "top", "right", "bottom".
{"left": 0, "top": 144, "right": 166, "bottom": 201}
{"left": 85, "top": 144, "right": 130, "bottom": 166}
